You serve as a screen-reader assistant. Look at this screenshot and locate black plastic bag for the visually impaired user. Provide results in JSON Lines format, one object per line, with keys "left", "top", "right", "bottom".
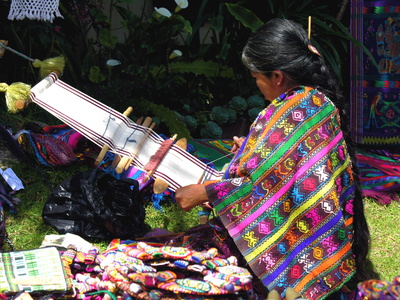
{"left": 42, "top": 169, "right": 147, "bottom": 240}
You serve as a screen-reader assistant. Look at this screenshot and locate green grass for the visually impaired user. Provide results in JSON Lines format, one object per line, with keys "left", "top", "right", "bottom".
{"left": 1, "top": 157, "right": 201, "bottom": 252}
{"left": 363, "top": 198, "right": 400, "bottom": 282}
{"left": 1, "top": 155, "right": 399, "bottom": 284}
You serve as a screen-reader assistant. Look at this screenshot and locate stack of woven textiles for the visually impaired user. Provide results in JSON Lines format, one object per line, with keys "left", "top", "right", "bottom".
{"left": 356, "top": 149, "right": 400, "bottom": 204}
{"left": 68, "top": 240, "right": 255, "bottom": 299}
{"left": 1, "top": 240, "right": 255, "bottom": 299}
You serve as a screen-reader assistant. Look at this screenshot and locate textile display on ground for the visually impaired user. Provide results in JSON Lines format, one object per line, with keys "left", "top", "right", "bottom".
{"left": 1, "top": 237, "right": 398, "bottom": 299}
{"left": 0, "top": 239, "right": 256, "bottom": 299}
{"left": 350, "top": 0, "right": 400, "bottom": 146}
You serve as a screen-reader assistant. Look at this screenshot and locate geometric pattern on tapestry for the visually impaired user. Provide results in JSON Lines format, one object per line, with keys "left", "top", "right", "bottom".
{"left": 350, "top": 0, "right": 400, "bottom": 146}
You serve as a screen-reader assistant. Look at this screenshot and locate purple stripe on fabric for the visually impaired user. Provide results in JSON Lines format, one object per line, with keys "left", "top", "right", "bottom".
{"left": 32, "top": 95, "right": 111, "bottom": 149}
{"left": 370, "top": 1, "right": 400, "bottom": 7}
{"left": 229, "top": 131, "right": 344, "bottom": 237}
{"left": 261, "top": 212, "right": 344, "bottom": 287}
{"left": 339, "top": 185, "right": 354, "bottom": 204}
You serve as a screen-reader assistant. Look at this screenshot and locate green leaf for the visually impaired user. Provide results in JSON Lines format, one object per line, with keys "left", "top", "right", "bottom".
{"left": 88, "top": 66, "right": 106, "bottom": 83}
{"left": 98, "top": 28, "right": 118, "bottom": 47}
{"left": 138, "top": 99, "right": 192, "bottom": 139}
{"left": 210, "top": 14, "right": 224, "bottom": 33}
{"left": 174, "top": 15, "right": 192, "bottom": 35}
{"left": 225, "top": 3, "right": 263, "bottom": 33}
{"left": 151, "top": 60, "right": 235, "bottom": 78}
{"left": 89, "top": 7, "right": 108, "bottom": 22}
{"left": 216, "top": 34, "right": 231, "bottom": 60}
{"left": 114, "top": 5, "right": 137, "bottom": 21}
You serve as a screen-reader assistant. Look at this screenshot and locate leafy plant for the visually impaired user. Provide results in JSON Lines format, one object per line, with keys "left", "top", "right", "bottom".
{"left": 228, "top": 0, "right": 377, "bottom": 87}
{"left": 1, "top": 0, "right": 376, "bottom": 139}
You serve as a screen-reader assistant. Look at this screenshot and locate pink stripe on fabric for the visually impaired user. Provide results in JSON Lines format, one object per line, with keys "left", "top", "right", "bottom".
{"left": 229, "top": 131, "right": 343, "bottom": 237}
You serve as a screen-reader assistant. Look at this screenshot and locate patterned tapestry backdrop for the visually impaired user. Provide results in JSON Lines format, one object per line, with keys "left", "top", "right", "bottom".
{"left": 350, "top": 0, "right": 400, "bottom": 146}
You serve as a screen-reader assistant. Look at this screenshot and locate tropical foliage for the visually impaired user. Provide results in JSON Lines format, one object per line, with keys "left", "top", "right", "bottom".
{"left": 0, "top": 0, "right": 371, "bottom": 139}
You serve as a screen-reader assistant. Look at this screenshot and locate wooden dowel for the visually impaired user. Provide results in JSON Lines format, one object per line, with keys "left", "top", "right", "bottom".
{"left": 115, "top": 116, "right": 153, "bottom": 173}
{"left": 308, "top": 16, "right": 312, "bottom": 40}
{"left": 95, "top": 106, "right": 133, "bottom": 166}
{"left": 124, "top": 120, "right": 156, "bottom": 171}
{"left": 135, "top": 116, "right": 144, "bottom": 125}
{"left": 110, "top": 154, "right": 121, "bottom": 168}
{"left": 111, "top": 116, "right": 144, "bottom": 168}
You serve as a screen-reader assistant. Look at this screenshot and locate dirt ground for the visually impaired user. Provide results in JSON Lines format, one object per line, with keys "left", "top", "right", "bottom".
{"left": 0, "top": 146, "right": 19, "bottom": 169}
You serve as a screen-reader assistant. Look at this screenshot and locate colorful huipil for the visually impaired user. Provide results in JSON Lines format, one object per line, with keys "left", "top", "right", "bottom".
{"left": 204, "top": 86, "right": 356, "bottom": 299}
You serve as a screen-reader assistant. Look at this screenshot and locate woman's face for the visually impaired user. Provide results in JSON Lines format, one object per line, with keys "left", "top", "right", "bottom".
{"left": 251, "top": 72, "right": 282, "bottom": 101}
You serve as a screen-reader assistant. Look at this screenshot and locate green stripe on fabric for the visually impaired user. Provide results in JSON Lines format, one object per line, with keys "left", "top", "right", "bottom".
{"left": 252, "top": 103, "right": 335, "bottom": 180}
{"left": 214, "top": 180, "right": 253, "bottom": 212}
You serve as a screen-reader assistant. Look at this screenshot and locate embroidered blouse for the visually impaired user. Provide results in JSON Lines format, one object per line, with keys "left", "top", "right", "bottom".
{"left": 204, "top": 86, "right": 356, "bottom": 299}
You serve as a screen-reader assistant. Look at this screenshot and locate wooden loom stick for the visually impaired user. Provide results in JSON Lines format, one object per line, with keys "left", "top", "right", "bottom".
{"left": 143, "top": 134, "right": 177, "bottom": 183}
{"left": 153, "top": 137, "right": 187, "bottom": 194}
{"left": 124, "top": 121, "right": 156, "bottom": 171}
{"left": 308, "top": 16, "right": 312, "bottom": 40}
{"left": 115, "top": 116, "right": 153, "bottom": 173}
{"left": 95, "top": 106, "right": 133, "bottom": 166}
{"left": 0, "top": 40, "right": 7, "bottom": 58}
{"left": 0, "top": 42, "right": 65, "bottom": 78}
{"left": 111, "top": 116, "right": 144, "bottom": 169}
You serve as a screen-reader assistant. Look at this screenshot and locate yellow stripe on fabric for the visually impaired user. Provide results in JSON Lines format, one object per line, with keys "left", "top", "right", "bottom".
{"left": 245, "top": 156, "right": 351, "bottom": 262}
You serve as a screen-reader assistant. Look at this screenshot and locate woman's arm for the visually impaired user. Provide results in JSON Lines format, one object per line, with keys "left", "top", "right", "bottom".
{"left": 174, "top": 184, "right": 209, "bottom": 212}
{"left": 175, "top": 135, "right": 247, "bottom": 212}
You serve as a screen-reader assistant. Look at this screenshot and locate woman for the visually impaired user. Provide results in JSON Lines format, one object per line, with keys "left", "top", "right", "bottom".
{"left": 175, "top": 18, "right": 371, "bottom": 299}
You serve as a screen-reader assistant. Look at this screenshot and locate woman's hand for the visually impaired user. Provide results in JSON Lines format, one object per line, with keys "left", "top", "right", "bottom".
{"left": 174, "top": 184, "right": 209, "bottom": 212}
{"left": 231, "top": 136, "right": 246, "bottom": 153}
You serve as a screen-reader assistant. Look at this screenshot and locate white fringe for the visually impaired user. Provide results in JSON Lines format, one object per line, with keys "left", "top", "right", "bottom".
{"left": 8, "top": 0, "right": 64, "bottom": 23}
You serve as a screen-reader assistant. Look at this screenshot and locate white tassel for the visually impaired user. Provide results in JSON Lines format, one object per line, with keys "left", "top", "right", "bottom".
{"left": 8, "top": 0, "right": 63, "bottom": 23}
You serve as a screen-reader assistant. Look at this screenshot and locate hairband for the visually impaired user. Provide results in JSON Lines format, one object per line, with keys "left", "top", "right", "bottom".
{"left": 308, "top": 44, "right": 321, "bottom": 56}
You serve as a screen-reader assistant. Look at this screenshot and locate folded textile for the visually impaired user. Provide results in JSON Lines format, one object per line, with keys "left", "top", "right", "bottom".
{"left": 16, "top": 130, "right": 76, "bottom": 167}
{"left": 0, "top": 247, "right": 72, "bottom": 293}
{"left": 356, "top": 149, "right": 400, "bottom": 204}
{"left": 55, "top": 239, "right": 255, "bottom": 299}
{"left": 14, "top": 123, "right": 99, "bottom": 167}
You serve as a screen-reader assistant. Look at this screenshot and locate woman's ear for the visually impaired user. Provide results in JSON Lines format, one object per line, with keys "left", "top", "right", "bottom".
{"left": 272, "top": 70, "right": 284, "bottom": 86}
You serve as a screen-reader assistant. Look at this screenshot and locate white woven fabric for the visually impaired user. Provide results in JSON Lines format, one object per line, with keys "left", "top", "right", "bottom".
{"left": 8, "top": 0, "right": 63, "bottom": 23}
{"left": 29, "top": 73, "right": 223, "bottom": 191}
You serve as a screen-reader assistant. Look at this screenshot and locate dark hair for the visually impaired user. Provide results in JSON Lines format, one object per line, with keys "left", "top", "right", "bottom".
{"left": 242, "top": 18, "right": 371, "bottom": 281}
